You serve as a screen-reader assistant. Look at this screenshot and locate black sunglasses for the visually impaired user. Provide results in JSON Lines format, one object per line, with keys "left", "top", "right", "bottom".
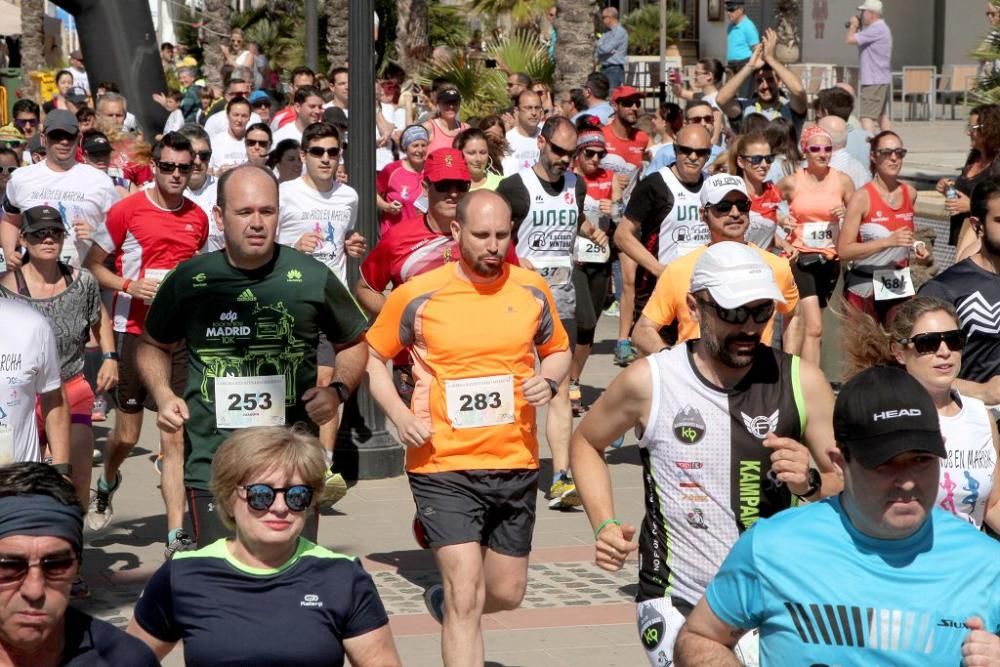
{"left": 617, "top": 98, "right": 642, "bottom": 108}
{"left": 0, "top": 555, "right": 76, "bottom": 585}
{"left": 432, "top": 179, "right": 471, "bottom": 194}
{"left": 875, "top": 148, "right": 908, "bottom": 159}
{"left": 740, "top": 154, "right": 775, "bottom": 166}
{"left": 675, "top": 144, "right": 712, "bottom": 159}
{"left": 0, "top": 141, "right": 24, "bottom": 150}
{"left": 157, "top": 160, "right": 194, "bottom": 174}
{"left": 897, "top": 329, "right": 967, "bottom": 355}
{"left": 193, "top": 150, "right": 212, "bottom": 162}
{"left": 14, "top": 118, "right": 39, "bottom": 128}
{"left": 306, "top": 146, "right": 341, "bottom": 159}
{"left": 698, "top": 297, "right": 775, "bottom": 325}
{"left": 242, "top": 483, "right": 314, "bottom": 512}
{"left": 547, "top": 142, "right": 576, "bottom": 158}
{"left": 25, "top": 228, "right": 66, "bottom": 242}
{"left": 581, "top": 148, "right": 607, "bottom": 160}
{"left": 710, "top": 199, "right": 751, "bottom": 214}
{"left": 246, "top": 138, "right": 271, "bottom": 148}
{"left": 0, "top": 166, "right": 16, "bottom": 175}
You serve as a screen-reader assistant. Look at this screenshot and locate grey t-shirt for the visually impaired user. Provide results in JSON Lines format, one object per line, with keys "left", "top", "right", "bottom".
{"left": 0, "top": 267, "right": 101, "bottom": 379}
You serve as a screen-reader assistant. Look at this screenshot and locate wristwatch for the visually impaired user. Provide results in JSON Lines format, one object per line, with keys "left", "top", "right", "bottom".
{"left": 544, "top": 378, "right": 559, "bottom": 398}
{"left": 51, "top": 463, "right": 73, "bottom": 477}
{"left": 102, "top": 351, "right": 119, "bottom": 361}
{"left": 795, "top": 468, "right": 822, "bottom": 499}
{"left": 329, "top": 381, "right": 351, "bottom": 403}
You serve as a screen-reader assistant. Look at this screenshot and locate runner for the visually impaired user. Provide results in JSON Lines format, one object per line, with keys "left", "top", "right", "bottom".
{"left": 496, "top": 116, "right": 607, "bottom": 509}
{"left": 269, "top": 66, "right": 316, "bottom": 130}
{"left": 11, "top": 100, "right": 40, "bottom": 164}
{"left": 1, "top": 110, "right": 118, "bottom": 270}
{"left": 203, "top": 78, "right": 261, "bottom": 138}
{"left": 138, "top": 164, "right": 369, "bottom": 547}
{"left": 455, "top": 127, "right": 502, "bottom": 191}
{"left": 365, "top": 189, "right": 571, "bottom": 667}
{"left": 421, "top": 87, "right": 469, "bottom": 154}
{"left": 376, "top": 125, "right": 428, "bottom": 232}
{"left": 177, "top": 124, "right": 220, "bottom": 250}
{"left": 208, "top": 96, "right": 252, "bottom": 174}
{"left": 632, "top": 174, "right": 798, "bottom": 355}
{"left": 601, "top": 85, "right": 649, "bottom": 176}
{"left": 571, "top": 242, "right": 839, "bottom": 665}
{"left": 271, "top": 86, "right": 325, "bottom": 146}
{"left": 80, "top": 130, "right": 131, "bottom": 198}
{"left": 82, "top": 132, "right": 208, "bottom": 559}
{"left": 243, "top": 122, "right": 272, "bottom": 168}
{"left": 728, "top": 132, "right": 784, "bottom": 251}
{"left": 501, "top": 90, "right": 543, "bottom": 175}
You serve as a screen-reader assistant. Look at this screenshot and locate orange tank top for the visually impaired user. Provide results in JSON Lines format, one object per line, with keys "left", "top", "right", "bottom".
{"left": 788, "top": 167, "right": 846, "bottom": 258}
{"left": 426, "top": 118, "right": 469, "bottom": 154}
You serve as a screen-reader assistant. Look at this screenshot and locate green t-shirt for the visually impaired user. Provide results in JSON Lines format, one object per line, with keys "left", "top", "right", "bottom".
{"left": 144, "top": 246, "right": 368, "bottom": 489}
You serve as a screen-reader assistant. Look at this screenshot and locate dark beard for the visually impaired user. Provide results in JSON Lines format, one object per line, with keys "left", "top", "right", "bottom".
{"left": 705, "top": 332, "right": 761, "bottom": 368}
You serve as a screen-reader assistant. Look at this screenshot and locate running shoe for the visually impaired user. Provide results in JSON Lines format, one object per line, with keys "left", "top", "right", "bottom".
{"left": 569, "top": 382, "right": 585, "bottom": 417}
{"left": 86, "top": 471, "right": 121, "bottom": 532}
{"left": 320, "top": 470, "right": 348, "bottom": 506}
{"left": 548, "top": 474, "right": 582, "bottom": 510}
{"left": 423, "top": 583, "right": 445, "bottom": 624}
{"left": 603, "top": 301, "right": 620, "bottom": 317}
{"left": 164, "top": 530, "right": 196, "bottom": 560}
{"left": 91, "top": 395, "right": 107, "bottom": 423}
{"left": 70, "top": 574, "right": 90, "bottom": 599}
{"left": 613, "top": 339, "right": 637, "bottom": 367}
{"left": 412, "top": 514, "right": 431, "bottom": 549}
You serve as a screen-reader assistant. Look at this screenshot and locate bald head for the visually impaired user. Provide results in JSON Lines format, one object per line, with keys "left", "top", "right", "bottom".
{"left": 454, "top": 190, "right": 513, "bottom": 279}
{"left": 677, "top": 123, "right": 712, "bottom": 147}
{"left": 457, "top": 189, "right": 512, "bottom": 227}
{"left": 817, "top": 116, "right": 847, "bottom": 149}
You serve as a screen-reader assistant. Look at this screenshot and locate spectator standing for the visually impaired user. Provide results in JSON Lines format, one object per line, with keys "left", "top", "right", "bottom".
{"left": 847, "top": 0, "right": 893, "bottom": 133}
{"left": 725, "top": 1, "right": 760, "bottom": 100}
{"left": 595, "top": 7, "right": 628, "bottom": 92}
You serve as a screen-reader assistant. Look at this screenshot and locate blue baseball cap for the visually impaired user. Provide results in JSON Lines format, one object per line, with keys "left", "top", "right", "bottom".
{"left": 248, "top": 90, "right": 271, "bottom": 106}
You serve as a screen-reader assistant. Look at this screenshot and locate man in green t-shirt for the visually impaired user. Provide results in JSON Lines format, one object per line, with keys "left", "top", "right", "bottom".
{"left": 139, "top": 164, "right": 369, "bottom": 548}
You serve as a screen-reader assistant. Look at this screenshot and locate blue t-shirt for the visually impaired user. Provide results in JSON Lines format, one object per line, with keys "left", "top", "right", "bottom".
{"left": 133, "top": 538, "right": 389, "bottom": 667}
{"left": 727, "top": 18, "right": 760, "bottom": 62}
{"left": 706, "top": 497, "right": 1000, "bottom": 665}
{"left": 644, "top": 143, "right": 725, "bottom": 177}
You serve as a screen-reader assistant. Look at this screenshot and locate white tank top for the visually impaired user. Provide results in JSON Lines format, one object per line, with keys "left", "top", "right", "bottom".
{"left": 937, "top": 392, "right": 996, "bottom": 529}
{"left": 656, "top": 167, "right": 707, "bottom": 264}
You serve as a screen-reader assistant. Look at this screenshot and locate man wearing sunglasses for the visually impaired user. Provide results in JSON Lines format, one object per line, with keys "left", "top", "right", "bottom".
{"left": 602, "top": 86, "right": 649, "bottom": 176}
{"left": 633, "top": 174, "right": 798, "bottom": 355}
{"left": 0, "top": 463, "right": 158, "bottom": 665}
{"left": 920, "top": 177, "right": 1000, "bottom": 407}
{"left": 11, "top": 100, "right": 40, "bottom": 166}
{"left": 572, "top": 241, "right": 839, "bottom": 666}
{"left": 271, "top": 86, "right": 325, "bottom": 146}
{"left": 175, "top": 124, "right": 221, "bottom": 251}
{"left": 2, "top": 110, "right": 118, "bottom": 271}
{"left": 208, "top": 96, "right": 252, "bottom": 175}
{"left": 84, "top": 132, "right": 209, "bottom": 559}
{"left": 646, "top": 101, "right": 726, "bottom": 176}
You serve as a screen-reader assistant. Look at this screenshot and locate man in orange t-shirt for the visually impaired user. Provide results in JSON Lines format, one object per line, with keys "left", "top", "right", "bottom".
{"left": 366, "top": 190, "right": 570, "bottom": 665}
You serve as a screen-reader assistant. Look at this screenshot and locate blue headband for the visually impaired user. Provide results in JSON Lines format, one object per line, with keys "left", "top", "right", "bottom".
{"left": 0, "top": 495, "right": 83, "bottom": 553}
{"left": 401, "top": 126, "right": 430, "bottom": 150}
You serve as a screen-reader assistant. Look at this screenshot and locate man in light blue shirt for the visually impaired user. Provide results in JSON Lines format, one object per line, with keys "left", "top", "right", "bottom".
{"left": 570, "top": 72, "right": 614, "bottom": 125}
{"left": 645, "top": 101, "right": 724, "bottom": 176}
{"left": 725, "top": 1, "right": 759, "bottom": 99}
{"left": 595, "top": 7, "right": 628, "bottom": 92}
{"left": 674, "top": 367, "right": 1000, "bottom": 666}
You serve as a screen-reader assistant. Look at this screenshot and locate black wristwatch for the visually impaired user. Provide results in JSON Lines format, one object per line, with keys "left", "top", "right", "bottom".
{"left": 544, "top": 378, "right": 559, "bottom": 398}
{"left": 329, "top": 381, "right": 351, "bottom": 403}
{"left": 51, "top": 463, "right": 73, "bottom": 477}
{"left": 795, "top": 468, "right": 822, "bottom": 499}
{"left": 102, "top": 352, "right": 119, "bottom": 361}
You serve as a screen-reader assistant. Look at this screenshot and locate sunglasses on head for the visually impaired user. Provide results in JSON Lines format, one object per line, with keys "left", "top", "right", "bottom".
{"left": 686, "top": 114, "right": 713, "bottom": 125}
{"left": 547, "top": 142, "right": 576, "bottom": 158}
{"left": 194, "top": 150, "right": 212, "bottom": 162}
{"left": 25, "top": 228, "right": 65, "bottom": 242}
{"left": 710, "top": 199, "right": 751, "bottom": 214}
{"left": 675, "top": 144, "right": 712, "bottom": 159}
{"left": 807, "top": 145, "right": 833, "bottom": 154}
{"left": 242, "top": 483, "right": 314, "bottom": 512}
{"left": 245, "top": 138, "right": 271, "bottom": 148}
{"left": 740, "top": 154, "right": 775, "bottom": 166}
{"left": 156, "top": 160, "right": 193, "bottom": 174}
{"left": 0, "top": 554, "right": 77, "bottom": 585}
{"left": 0, "top": 166, "right": 16, "bottom": 175}
{"left": 432, "top": 179, "right": 471, "bottom": 194}
{"left": 875, "top": 148, "right": 908, "bottom": 159}
{"left": 306, "top": 146, "right": 341, "bottom": 159}
{"left": 897, "top": 329, "right": 967, "bottom": 355}
{"left": 581, "top": 148, "right": 607, "bottom": 160}
{"left": 698, "top": 297, "right": 775, "bottom": 325}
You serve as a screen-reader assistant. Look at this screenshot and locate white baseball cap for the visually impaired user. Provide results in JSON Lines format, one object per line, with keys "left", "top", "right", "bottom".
{"left": 700, "top": 174, "right": 750, "bottom": 208}
{"left": 690, "top": 242, "right": 786, "bottom": 309}
{"left": 857, "top": 0, "right": 883, "bottom": 12}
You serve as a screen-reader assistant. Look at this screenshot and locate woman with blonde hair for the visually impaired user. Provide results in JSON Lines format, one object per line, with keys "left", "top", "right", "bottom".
{"left": 128, "top": 426, "right": 401, "bottom": 666}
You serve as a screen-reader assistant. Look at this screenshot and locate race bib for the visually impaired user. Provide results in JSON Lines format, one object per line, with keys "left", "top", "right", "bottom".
{"left": 214, "top": 375, "right": 286, "bottom": 429}
{"left": 574, "top": 236, "right": 610, "bottom": 264}
{"left": 801, "top": 221, "right": 838, "bottom": 249}
{"left": 536, "top": 264, "right": 572, "bottom": 287}
{"left": 873, "top": 267, "right": 915, "bottom": 301}
{"left": 445, "top": 375, "right": 515, "bottom": 429}
{"left": 144, "top": 268, "right": 170, "bottom": 305}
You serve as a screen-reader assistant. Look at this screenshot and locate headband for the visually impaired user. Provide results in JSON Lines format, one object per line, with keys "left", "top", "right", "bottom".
{"left": 0, "top": 495, "right": 83, "bottom": 554}
{"left": 799, "top": 125, "right": 833, "bottom": 154}
{"left": 401, "top": 126, "right": 430, "bottom": 150}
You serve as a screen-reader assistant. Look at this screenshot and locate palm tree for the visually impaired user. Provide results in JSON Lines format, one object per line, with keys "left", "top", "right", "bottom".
{"left": 19, "top": 0, "right": 45, "bottom": 74}
{"left": 396, "top": 0, "right": 429, "bottom": 73}
{"left": 326, "top": 0, "right": 349, "bottom": 70}
{"left": 202, "top": 0, "right": 231, "bottom": 90}
{"left": 553, "top": 0, "right": 595, "bottom": 94}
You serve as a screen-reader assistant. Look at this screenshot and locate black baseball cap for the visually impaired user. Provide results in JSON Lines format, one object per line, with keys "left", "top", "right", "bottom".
{"left": 21, "top": 205, "right": 65, "bottom": 234}
{"left": 66, "top": 87, "right": 88, "bottom": 106}
{"left": 438, "top": 88, "right": 461, "bottom": 104}
{"left": 81, "top": 131, "right": 112, "bottom": 156}
{"left": 834, "top": 366, "right": 946, "bottom": 468}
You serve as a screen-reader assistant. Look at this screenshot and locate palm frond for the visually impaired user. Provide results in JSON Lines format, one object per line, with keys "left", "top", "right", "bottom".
{"left": 485, "top": 29, "right": 554, "bottom": 84}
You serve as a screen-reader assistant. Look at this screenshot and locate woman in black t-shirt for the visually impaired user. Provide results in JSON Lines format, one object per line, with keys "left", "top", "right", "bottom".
{"left": 937, "top": 104, "right": 1000, "bottom": 249}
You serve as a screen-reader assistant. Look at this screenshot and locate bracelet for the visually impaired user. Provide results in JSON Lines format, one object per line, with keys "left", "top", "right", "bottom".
{"left": 121, "top": 279, "right": 132, "bottom": 293}
{"left": 594, "top": 518, "right": 622, "bottom": 540}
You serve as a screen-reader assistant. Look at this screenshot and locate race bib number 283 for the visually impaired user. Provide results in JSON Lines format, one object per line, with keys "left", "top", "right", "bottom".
{"left": 445, "top": 375, "right": 515, "bottom": 429}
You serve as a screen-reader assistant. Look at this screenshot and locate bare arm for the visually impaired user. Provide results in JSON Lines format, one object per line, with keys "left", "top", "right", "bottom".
{"left": 761, "top": 28, "right": 807, "bottom": 115}
{"left": 716, "top": 44, "right": 763, "bottom": 118}
{"left": 91, "top": 299, "right": 118, "bottom": 393}
{"left": 330, "top": 335, "right": 368, "bottom": 392}
{"left": 954, "top": 377, "right": 1000, "bottom": 406}
{"left": 674, "top": 598, "right": 744, "bottom": 667}
{"left": 40, "top": 388, "right": 70, "bottom": 465}
{"left": 137, "top": 333, "right": 189, "bottom": 433}
{"left": 355, "top": 278, "right": 387, "bottom": 316}
{"left": 632, "top": 314, "right": 669, "bottom": 356}
{"left": 343, "top": 625, "right": 402, "bottom": 667}
{"left": 126, "top": 619, "right": 177, "bottom": 661}
{"left": 1, "top": 212, "right": 22, "bottom": 269}
{"left": 613, "top": 216, "right": 662, "bottom": 277}
{"left": 84, "top": 244, "right": 156, "bottom": 301}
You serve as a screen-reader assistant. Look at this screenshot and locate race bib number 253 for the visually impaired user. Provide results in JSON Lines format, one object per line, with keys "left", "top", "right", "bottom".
{"left": 214, "top": 375, "right": 286, "bottom": 429}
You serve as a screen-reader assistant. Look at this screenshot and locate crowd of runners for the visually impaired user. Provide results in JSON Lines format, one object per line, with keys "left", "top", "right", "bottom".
{"left": 0, "top": 11, "right": 998, "bottom": 666}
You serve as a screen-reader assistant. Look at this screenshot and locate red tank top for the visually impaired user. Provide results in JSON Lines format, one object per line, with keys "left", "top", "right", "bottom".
{"left": 747, "top": 181, "right": 782, "bottom": 249}
{"left": 855, "top": 181, "right": 914, "bottom": 269}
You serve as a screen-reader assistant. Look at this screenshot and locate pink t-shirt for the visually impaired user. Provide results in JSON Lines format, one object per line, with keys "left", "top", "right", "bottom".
{"left": 376, "top": 160, "right": 425, "bottom": 233}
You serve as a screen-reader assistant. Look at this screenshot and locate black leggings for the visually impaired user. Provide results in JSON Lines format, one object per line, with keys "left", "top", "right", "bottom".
{"left": 574, "top": 263, "right": 612, "bottom": 346}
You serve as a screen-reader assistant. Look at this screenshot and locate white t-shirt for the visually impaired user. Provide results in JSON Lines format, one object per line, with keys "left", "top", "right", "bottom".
{"left": 163, "top": 109, "right": 185, "bottom": 134}
{"left": 271, "top": 121, "right": 304, "bottom": 147}
{"left": 70, "top": 67, "right": 90, "bottom": 95}
{"left": 502, "top": 126, "right": 541, "bottom": 175}
{"left": 938, "top": 392, "right": 997, "bottom": 529}
{"left": 186, "top": 178, "right": 222, "bottom": 251}
{"left": 376, "top": 103, "right": 407, "bottom": 172}
{"left": 208, "top": 131, "right": 249, "bottom": 173}
{"left": 0, "top": 300, "right": 61, "bottom": 464}
{"left": 204, "top": 110, "right": 262, "bottom": 139}
{"left": 276, "top": 178, "right": 358, "bottom": 284}
{"left": 3, "top": 161, "right": 119, "bottom": 267}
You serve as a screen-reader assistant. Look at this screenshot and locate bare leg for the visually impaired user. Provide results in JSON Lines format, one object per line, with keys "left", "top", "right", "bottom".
{"left": 159, "top": 427, "right": 186, "bottom": 534}
{"left": 798, "top": 296, "right": 824, "bottom": 366}
{"left": 316, "top": 365, "right": 336, "bottom": 460}
{"left": 102, "top": 410, "right": 143, "bottom": 484}
{"left": 482, "top": 548, "right": 529, "bottom": 614}
{"left": 618, "top": 254, "right": 637, "bottom": 341}
{"left": 69, "top": 424, "right": 93, "bottom": 506}
{"left": 545, "top": 374, "right": 572, "bottom": 475}
{"left": 434, "top": 542, "right": 486, "bottom": 667}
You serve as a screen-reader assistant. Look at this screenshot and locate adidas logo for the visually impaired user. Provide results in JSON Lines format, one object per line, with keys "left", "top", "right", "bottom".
{"left": 286, "top": 269, "right": 303, "bottom": 283}
{"left": 237, "top": 289, "right": 256, "bottom": 302}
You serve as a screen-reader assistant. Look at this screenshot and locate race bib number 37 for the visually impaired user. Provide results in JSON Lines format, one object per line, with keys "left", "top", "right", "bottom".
{"left": 445, "top": 375, "right": 515, "bottom": 429}
{"left": 215, "top": 375, "right": 286, "bottom": 429}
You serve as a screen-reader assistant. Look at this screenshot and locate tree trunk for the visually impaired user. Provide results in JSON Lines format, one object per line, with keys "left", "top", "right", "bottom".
{"left": 20, "top": 0, "right": 45, "bottom": 74}
{"left": 396, "top": 0, "right": 429, "bottom": 73}
{"left": 326, "top": 0, "right": 349, "bottom": 71}
{"left": 202, "top": 0, "right": 230, "bottom": 90}
{"left": 553, "top": 0, "right": 595, "bottom": 94}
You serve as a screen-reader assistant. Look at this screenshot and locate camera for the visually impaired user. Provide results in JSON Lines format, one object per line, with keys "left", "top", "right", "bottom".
{"left": 845, "top": 12, "right": 863, "bottom": 29}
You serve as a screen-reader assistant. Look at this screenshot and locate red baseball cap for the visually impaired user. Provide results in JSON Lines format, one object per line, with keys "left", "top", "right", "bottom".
{"left": 611, "top": 86, "right": 642, "bottom": 102}
{"left": 424, "top": 148, "right": 471, "bottom": 183}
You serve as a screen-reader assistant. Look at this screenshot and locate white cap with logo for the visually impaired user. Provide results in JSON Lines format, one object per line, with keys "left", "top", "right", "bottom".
{"left": 689, "top": 242, "right": 786, "bottom": 309}
{"left": 700, "top": 174, "right": 750, "bottom": 208}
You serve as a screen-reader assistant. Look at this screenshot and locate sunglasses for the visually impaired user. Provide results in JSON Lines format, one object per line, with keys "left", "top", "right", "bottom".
{"left": 807, "top": 145, "right": 834, "bottom": 154}
{"left": 156, "top": 160, "right": 193, "bottom": 174}
{"left": 897, "top": 329, "right": 967, "bottom": 355}
{"left": 0, "top": 166, "right": 16, "bottom": 175}
{"left": 0, "top": 141, "right": 24, "bottom": 150}
{"left": 698, "top": 298, "right": 775, "bottom": 325}
{"left": 686, "top": 114, "right": 713, "bottom": 125}
{"left": 25, "top": 228, "right": 66, "bottom": 242}
{"left": 581, "top": 148, "right": 607, "bottom": 160}
{"left": 246, "top": 139, "right": 271, "bottom": 148}
{"left": 710, "top": 199, "right": 751, "bottom": 214}
{"left": 0, "top": 554, "right": 77, "bottom": 585}
{"left": 242, "top": 483, "right": 314, "bottom": 512}
{"left": 432, "top": 179, "right": 471, "bottom": 193}
{"left": 617, "top": 99, "right": 642, "bottom": 108}
{"left": 46, "top": 131, "right": 78, "bottom": 143}
{"left": 194, "top": 150, "right": 212, "bottom": 162}
{"left": 740, "top": 154, "right": 775, "bottom": 166}
{"left": 306, "top": 146, "right": 341, "bottom": 159}
{"left": 967, "top": 124, "right": 983, "bottom": 134}
{"left": 547, "top": 142, "right": 576, "bottom": 158}
{"left": 875, "top": 148, "right": 908, "bottom": 159}
{"left": 14, "top": 118, "right": 39, "bottom": 128}
{"left": 675, "top": 144, "right": 712, "bottom": 159}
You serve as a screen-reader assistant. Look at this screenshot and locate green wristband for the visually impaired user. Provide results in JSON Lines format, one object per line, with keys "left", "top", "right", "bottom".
{"left": 594, "top": 518, "right": 622, "bottom": 540}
